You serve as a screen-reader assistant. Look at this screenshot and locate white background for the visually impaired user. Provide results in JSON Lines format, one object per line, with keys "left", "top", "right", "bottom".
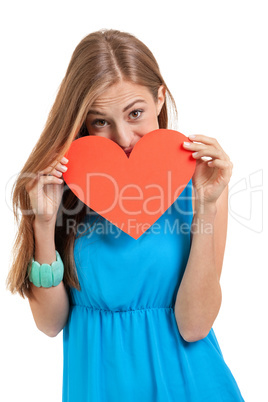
{"left": 1, "top": 1, "right": 267, "bottom": 401}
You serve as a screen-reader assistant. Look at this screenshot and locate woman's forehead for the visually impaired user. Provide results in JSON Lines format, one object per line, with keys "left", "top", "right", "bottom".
{"left": 90, "top": 82, "right": 153, "bottom": 109}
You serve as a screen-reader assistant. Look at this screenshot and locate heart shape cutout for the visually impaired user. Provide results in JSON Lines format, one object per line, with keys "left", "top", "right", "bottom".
{"left": 62, "top": 129, "right": 196, "bottom": 239}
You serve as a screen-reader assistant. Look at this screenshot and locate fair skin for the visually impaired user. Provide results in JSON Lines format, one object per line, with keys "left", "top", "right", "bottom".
{"left": 85, "top": 80, "right": 233, "bottom": 342}
{"left": 85, "top": 80, "right": 165, "bottom": 148}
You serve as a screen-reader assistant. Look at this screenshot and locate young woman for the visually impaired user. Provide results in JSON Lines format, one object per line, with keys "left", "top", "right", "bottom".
{"left": 7, "top": 29, "right": 244, "bottom": 401}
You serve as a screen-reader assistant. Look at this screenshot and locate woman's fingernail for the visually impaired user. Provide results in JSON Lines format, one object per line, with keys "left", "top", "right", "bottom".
{"left": 62, "top": 157, "right": 69, "bottom": 163}
{"left": 184, "top": 142, "right": 191, "bottom": 147}
{"left": 189, "top": 135, "right": 196, "bottom": 139}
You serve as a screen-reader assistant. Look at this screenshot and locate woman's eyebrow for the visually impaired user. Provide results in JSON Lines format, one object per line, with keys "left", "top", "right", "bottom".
{"left": 87, "top": 99, "right": 147, "bottom": 116}
{"left": 122, "top": 99, "right": 146, "bottom": 112}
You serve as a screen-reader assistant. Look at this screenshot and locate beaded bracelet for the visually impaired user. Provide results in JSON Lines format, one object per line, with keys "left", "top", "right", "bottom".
{"left": 27, "top": 250, "right": 64, "bottom": 288}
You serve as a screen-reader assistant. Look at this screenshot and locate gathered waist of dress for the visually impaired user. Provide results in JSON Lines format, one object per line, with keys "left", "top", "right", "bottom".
{"left": 71, "top": 304, "right": 175, "bottom": 314}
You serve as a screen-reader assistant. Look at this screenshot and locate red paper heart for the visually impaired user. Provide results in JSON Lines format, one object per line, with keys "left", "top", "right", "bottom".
{"left": 63, "top": 129, "right": 196, "bottom": 239}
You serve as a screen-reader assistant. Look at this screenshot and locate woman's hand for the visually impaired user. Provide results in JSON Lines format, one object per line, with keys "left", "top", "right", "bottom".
{"left": 183, "top": 135, "right": 233, "bottom": 210}
{"left": 25, "top": 156, "right": 69, "bottom": 224}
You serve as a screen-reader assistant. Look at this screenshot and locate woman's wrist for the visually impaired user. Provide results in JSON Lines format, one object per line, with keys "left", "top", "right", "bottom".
{"left": 194, "top": 201, "right": 217, "bottom": 217}
{"left": 33, "top": 218, "right": 57, "bottom": 265}
{"left": 33, "top": 216, "right": 56, "bottom": 232}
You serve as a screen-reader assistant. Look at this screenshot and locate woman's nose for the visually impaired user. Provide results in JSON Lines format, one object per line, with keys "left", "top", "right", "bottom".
{"left": 113, "top": 125, "right": 134, "bottom": 148}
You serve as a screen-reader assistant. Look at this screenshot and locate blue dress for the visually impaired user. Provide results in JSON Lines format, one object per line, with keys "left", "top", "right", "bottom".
{"left": 62, "top": 178, "right": 244, "bottom": 401}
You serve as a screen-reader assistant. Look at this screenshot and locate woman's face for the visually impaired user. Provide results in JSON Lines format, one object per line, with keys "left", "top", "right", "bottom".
{"left": 85, "top": 80, "right": 166, "bottom": 156}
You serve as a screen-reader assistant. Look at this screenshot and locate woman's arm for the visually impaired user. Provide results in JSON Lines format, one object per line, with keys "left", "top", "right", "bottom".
{"left": 27, "top": 219, "right": 70, "bottom": 337}
{"left": 174, "top": 134, "right": 232, "bottom": 343}
{"left": 175, "top": 187, "right": 228, "bottom": 342}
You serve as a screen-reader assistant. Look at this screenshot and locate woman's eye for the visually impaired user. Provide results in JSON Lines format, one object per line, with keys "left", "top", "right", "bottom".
{"left": 129, "top": 109, "right": 143, "bottom": 119}
{"left": 91, "top": 109, "right": 143, "bottom": 128}
{"left": 92, "top": 119, "right": 107, "bottom": 127}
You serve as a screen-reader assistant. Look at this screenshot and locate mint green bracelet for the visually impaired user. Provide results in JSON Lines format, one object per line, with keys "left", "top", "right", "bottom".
{"left": 27, "top": 250, "right": 64, "bottom": 288}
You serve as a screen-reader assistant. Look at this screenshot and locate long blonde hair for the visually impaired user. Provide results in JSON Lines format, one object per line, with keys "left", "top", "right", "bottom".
{"left": 6, "top": 28, "right": 178, "bottom": 298}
